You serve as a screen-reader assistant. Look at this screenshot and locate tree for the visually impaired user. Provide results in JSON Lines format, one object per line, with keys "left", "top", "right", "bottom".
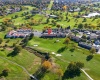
{"left": 0, "top": 38, "right": 3, "bottom": 44}
{"left": 12, "top": 43, "right": 16, "bottom": 47}
{"left": 63, "top": 5, "right": 68, "bottom": 11}
{"left": 22, "top": 36, "right": 29, "bottom": 43}
{"left": 64, "top": 38, "right": 70, "bottom": 45}
{"left": 67, "top": 19, "right": 70, "bottom": 22}
{"left": 66, "top": 16, "right": 68, "bottom": 21}
{"left": 90, "top": 48, "right": 96, "bottom": 54}
{"left": 62, "top": 61, "right": 84, "bottom": 79}
{"left": 1, "top": 25, "right": 6, "bottom": 31}
{"left": 46, "top": 18, "right": 49, "bottom": 24}
{"left": 67, "top": 62, "right": 81, "bottom": 76}
{"left": 15, "top": 15, "right": 18, "bottom": 18}
{"left": 82, "top": 18, "right": 87, "bottom": 22}
{"left": 45, "top": 53, "right": 50, "bottom": 60}
{"left": 72, "top": 43, "right": 77, "bottom": 50}
{"left": 73, "top": 31, "right": 78, "bottom": 36}
{"left": 2, "top": 69, "right": 9, "bottom": 77}
{"left": 14, "top": 45, "right": 22, "bottom": 53}
{"left": 81, "top": 34, "right": 87, "bottom": 39}
{"left": 29, "top": 33, "right": 34, "bottom": 40}
{"left": 76, "top": 62, "right": 84, "bottom": 68}
{"left": 84, "top": 23, "right": 88, "bottom": 29}
{"left": 86, "top": 54, "right": 94, "bottom": 61}
{"left": 56, "top": 24, "right": 61, "bottom": 28}
{"left": 56, "top": 68, "right": 63, "bottom": 80}
{"left": 91, "top": 24, "right": 96, "bottom": 29}
{"left": 78, "top": 23, "right": 83, "bottom": 29}
{"left": 51, "top": 20, "right": 56, "bottom": 26}
{"left": 42, "top": 60, "right": 52, "bottom": 70}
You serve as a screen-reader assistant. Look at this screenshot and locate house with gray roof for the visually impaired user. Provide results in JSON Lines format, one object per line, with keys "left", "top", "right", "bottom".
{"left": 78, "top": 42, "right": 99, "bottom": 52}
{"left": 87, "top": 33, "right": 97, "bottom": 40}
{"left": 5, "top": 28, "right": 33, "bottom": 38}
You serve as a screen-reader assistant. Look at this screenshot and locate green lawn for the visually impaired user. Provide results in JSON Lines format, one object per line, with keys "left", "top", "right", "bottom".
{"left": 0, "top": 48, "right": 41, "bottom": 80}
{"left": 0, "top": 31, "right": 40, "bottom": 80}
{"left": 0, "top": 5, "right": 100, "bottom": 80}
{"left": 28, "top": 37, "right": 100, "bottom": 80}
{"left": 0, "top": 5, "right": 99, "bottom": 31}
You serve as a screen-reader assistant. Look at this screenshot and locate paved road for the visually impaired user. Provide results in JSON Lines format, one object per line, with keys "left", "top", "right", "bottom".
{"left": 0, "top": 56, "right": 38, "bottom": 80}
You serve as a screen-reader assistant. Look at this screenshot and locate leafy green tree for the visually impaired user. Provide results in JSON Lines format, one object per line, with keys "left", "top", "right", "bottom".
{"left": 90, "top": 48, "right": 96, "bottom": 54}
{"left": 76, "top": 62, "right": 84, "bottom": 68}
{"left": 67, "top": 62, "right": 81, "bottom": 76}
{"left": 2, "top": 69, "right": 9, "bottom": 77}
{"left": 81, "top": 34, "right": 87, "bottom": 39}
{"left": 84, "top": 23, "right": 88, "bottom": 29}
{"left": 78, "top": 23, "right": 83, "bottom": 29}
{"left": 56, "top": 24, "right": 61, "bottom": 28}
{"left": 64, "top": 38, "right": 70, "bottom": 46}
{"left": 46, "top": 18, "right": 49, "bottom": 24}
{"left": 82, "top": 18, "right": 87, "bottom": 22}
{"left": 66, "top": 16, "right": 68, "bottom": 21}
{"left": 29, "top": 33, "right": 34, "bottom": 40}
{"left": 73, "top": 31, "right": 78, "bottom": 36}
{"left": 12, "top": 43, "right": 16, "bottom": 47}
{"left": 51, "top": 20, "right": 56, "bottom": 26}
{"left": 62, "top": 61, "right": 84, "bottom": 79}
{"left": 22, "top": 36, "right": 29, "bottom": 43}
{"left": 86, "top": 54, "right": 94, "bottom": 61}
{"left": 14, "top": 45, "right": 22, "bottom": 53}
{"left": 1, "top": 25, "right": 6, "bottom": 31}
{"left": 15, "top": 15, "right": 18, "bottom": 18}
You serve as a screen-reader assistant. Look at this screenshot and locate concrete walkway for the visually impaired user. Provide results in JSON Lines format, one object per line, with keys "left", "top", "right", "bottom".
{"left": 81, "top": 69, "right": 94, "bottom": 80}
{"left": 0, "top": 56, "right": 38, "bottom": 80}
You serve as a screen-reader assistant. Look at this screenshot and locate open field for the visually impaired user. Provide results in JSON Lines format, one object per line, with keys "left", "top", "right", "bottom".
{"left": 0, "top": 48, "right": 41, "bottom": 80}
{"left": 0, "top": 6, "right": 100, "bottom": 31}
{"left": 0, "top": 32, "right": 41, "bottom": 80}
{"left": 28, "top": 37, "right": 100, "bottom": 80}
{"left": 0, "top": 2, "right": 100, "bottom": 80}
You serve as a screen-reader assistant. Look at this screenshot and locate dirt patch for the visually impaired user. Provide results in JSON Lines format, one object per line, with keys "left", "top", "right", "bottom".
{"left": 33, "top": 58, "right": 41, "bottom": 65}
{"left": 28, "top": 58, "right": 41, "bottom": 71}
{"left": 6, "top": 48, "right": 13, "bottom": 51}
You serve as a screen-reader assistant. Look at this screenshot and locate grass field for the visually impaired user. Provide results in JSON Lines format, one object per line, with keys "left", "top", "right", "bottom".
{"left": 28, "top": 37, "right": 100, "bottom": 80}
{"left": 0, "top": 48, "right": 41, "bottom": 80}
{"left": 0, "top": 32, "right": 40, "bottom": 80}
{"left": 0, "top": 5, "right": 99, "bottom": 31}
{"left": 0, "top": 5, "right": 100, "bottom": 80}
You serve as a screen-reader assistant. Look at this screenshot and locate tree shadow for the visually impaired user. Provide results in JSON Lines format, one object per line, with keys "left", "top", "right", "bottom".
{"left": 0, "top": 73, "right": 2, "bottom": 77}
{"left": 86, "top": 55, "right": 93, "bottom": 61}
{"left": 62, "top": 69, "right": 81, "bottom": 80}
{"left": 69, "top": 48, "right": 75, "bottom": 52}
{"left": 36, "top": 71, "right": 46, "bottom": 80}
{"left": 57, "top": 46, "right": 66, "bottom": 53}
{"left": 31, "top": 67, "right": 47, "bottom": 80}
{"left": 0, "top": 72, "right": 8, "bottom": 77}
{"left": 7, "top": 51, "right": 18, "bottom": 57}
